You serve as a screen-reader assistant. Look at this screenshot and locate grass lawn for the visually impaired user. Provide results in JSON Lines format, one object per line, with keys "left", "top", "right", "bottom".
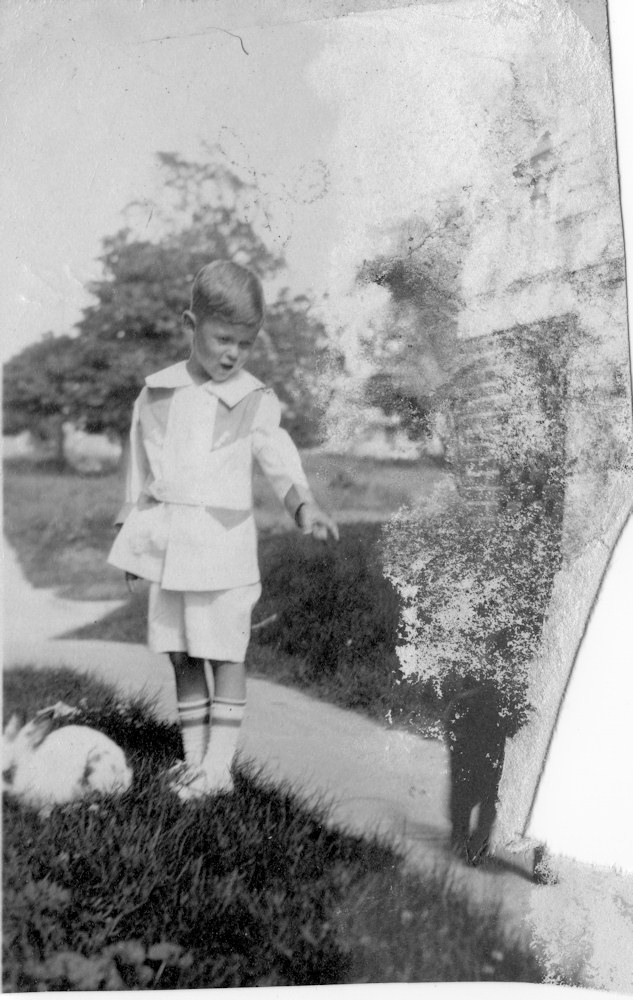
{"left": 3, "top": 453, "right": 446, "bottom": 601}
{"left": 3, "top": 667, "right": 546, "bottom": 990}
{"left": 4, "top": 458, "right": 448, "bottom": 736}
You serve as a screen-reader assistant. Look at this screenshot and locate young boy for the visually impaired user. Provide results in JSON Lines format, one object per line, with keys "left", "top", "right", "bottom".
{"left": 108, "top": 260, "right": 338, "bottom": 799}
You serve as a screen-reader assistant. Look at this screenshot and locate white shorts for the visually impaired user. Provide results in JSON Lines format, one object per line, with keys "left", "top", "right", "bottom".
{"left": 148, "top": 582, "right": 262, "bottom": 661}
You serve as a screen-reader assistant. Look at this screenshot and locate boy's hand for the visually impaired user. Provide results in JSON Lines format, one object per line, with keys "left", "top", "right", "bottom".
{"left": 125, "top": 571, "right": 141, "bottom": 594}
{"left": 296, "top": 502, "right": 339, "bottom": 542}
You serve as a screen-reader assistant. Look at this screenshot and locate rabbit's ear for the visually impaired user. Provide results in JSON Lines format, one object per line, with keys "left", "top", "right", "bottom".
{"left": 35, "top": 702, "right": 77, "bottom": 722}
{"left": 3, "top": 715, "right": 23, "bottom": 743}
{"left": 23, "top": 716, "right": 55, "bottom": 750}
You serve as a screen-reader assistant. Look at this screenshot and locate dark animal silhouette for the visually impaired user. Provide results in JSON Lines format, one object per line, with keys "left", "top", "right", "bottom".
{"left": 444, "top": 682, "right": 512, "bottom": 865}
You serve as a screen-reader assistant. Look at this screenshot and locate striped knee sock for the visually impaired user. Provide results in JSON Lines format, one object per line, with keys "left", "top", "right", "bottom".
{"left": 177, "top": 697, "right": 211, "bottom": 768}
{"left": 202, "top": 697, "right": 245, "bottom": 790}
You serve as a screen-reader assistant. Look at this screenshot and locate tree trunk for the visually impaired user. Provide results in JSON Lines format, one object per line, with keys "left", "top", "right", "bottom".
{"left": 52, "top": 417, "right": 67, "bottom": 471}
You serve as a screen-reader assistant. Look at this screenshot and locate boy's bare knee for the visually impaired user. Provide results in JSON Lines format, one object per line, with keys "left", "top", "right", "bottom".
{"left": 169, "top": 652, "right": 202, "bottom": 673}
{"left": 211, "top": 660, "right": 246, "bottom": 701}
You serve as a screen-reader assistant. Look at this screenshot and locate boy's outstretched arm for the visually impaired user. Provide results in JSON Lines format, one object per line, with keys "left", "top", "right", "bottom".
{"left": 251, "top": 390, "right": 338, "bottom": 542}
{"left": 284, "top": 485, "right": 339, "bottom": 542}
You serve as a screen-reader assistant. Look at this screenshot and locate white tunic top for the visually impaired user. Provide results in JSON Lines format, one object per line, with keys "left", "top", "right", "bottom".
{"left": 107, "top": 362, "right": 309, "bottom": 591}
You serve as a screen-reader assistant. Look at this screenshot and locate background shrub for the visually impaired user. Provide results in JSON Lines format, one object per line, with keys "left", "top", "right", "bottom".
{"left": 256, "top": 524, "right": 400, "bottom": 678}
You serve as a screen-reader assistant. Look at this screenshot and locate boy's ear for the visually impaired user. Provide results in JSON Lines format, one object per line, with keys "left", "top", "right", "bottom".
{"left": 182, "top": 310, "right": 196, "bottom": 332}
{"left": 181, "top": 310, "right": 195, "bottom": 349}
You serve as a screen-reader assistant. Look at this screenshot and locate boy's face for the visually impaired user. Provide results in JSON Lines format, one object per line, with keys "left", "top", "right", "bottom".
{"left": 185, "top": 313, "right": 259, "bottom": 383}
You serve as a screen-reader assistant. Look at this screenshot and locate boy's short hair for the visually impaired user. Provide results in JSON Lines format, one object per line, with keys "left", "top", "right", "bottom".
{"left": 191, "top": 260, "right": 265, "bottom": 329}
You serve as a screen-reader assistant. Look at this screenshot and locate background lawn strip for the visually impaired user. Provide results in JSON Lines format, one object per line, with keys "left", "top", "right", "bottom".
{"left": 3, "top": 455, "right": 445, "bottom": 600}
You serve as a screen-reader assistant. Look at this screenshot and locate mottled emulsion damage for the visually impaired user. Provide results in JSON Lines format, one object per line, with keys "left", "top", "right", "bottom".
{"left": 319, "top": 0, "right": 631, "bottom": 987}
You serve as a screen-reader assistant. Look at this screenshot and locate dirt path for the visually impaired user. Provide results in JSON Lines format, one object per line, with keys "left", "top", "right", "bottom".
{"left": 3, "top": 536, "right": 540, "bottom": 943}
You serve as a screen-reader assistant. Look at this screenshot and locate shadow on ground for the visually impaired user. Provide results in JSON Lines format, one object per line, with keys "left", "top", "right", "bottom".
{"left": 62, "top": 591, "right": 148, "bottom": 643}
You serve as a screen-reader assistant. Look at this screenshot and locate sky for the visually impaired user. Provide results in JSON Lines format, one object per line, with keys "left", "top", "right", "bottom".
{"left": 0, "top": 1, "right": 339, "bottom": 359}
{"left": 1, "top": 0, "right": 616, "bottom": 363}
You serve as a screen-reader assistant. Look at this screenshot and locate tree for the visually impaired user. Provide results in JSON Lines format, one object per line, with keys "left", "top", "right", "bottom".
{"left": 3, "top": 335, "right": 83, "bottom": 462}
{"left": 249, "top": 289, "right": 332, "bottom": 447}
{"left": 78, "top": 149, "right": 283, "bottom": 349}
{"left": 356, "top": 200, "right": 469, "bottom": 437}
{"left": 4, "top": 149, "right": 330, "bottom": 447}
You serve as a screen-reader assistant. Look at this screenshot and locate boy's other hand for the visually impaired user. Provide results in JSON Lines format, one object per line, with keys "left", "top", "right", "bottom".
{"left": 125, "top": 571, "right": 141, "bottom": 594}
{"left": 297, "top": 502, "right": 339, "bottom": 542}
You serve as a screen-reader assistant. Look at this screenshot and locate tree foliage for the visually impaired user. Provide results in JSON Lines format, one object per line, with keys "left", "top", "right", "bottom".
{"left": 3, "top": 149, "right": 329, "bottom": 446}
{"left": 356, "top": 201, "right": 469, "bottom": 437}
{"left": 3, "top": 336, "right": 86, "bottom": 454}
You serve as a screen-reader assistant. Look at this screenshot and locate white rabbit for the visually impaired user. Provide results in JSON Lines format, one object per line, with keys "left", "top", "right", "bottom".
{"left": 2, "top": 702, "right": 133, "bottom": 812}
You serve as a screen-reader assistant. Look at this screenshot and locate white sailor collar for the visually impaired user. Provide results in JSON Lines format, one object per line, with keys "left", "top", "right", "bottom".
{"left": 145, "top": 362, "right": 264, "bottom": 408}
